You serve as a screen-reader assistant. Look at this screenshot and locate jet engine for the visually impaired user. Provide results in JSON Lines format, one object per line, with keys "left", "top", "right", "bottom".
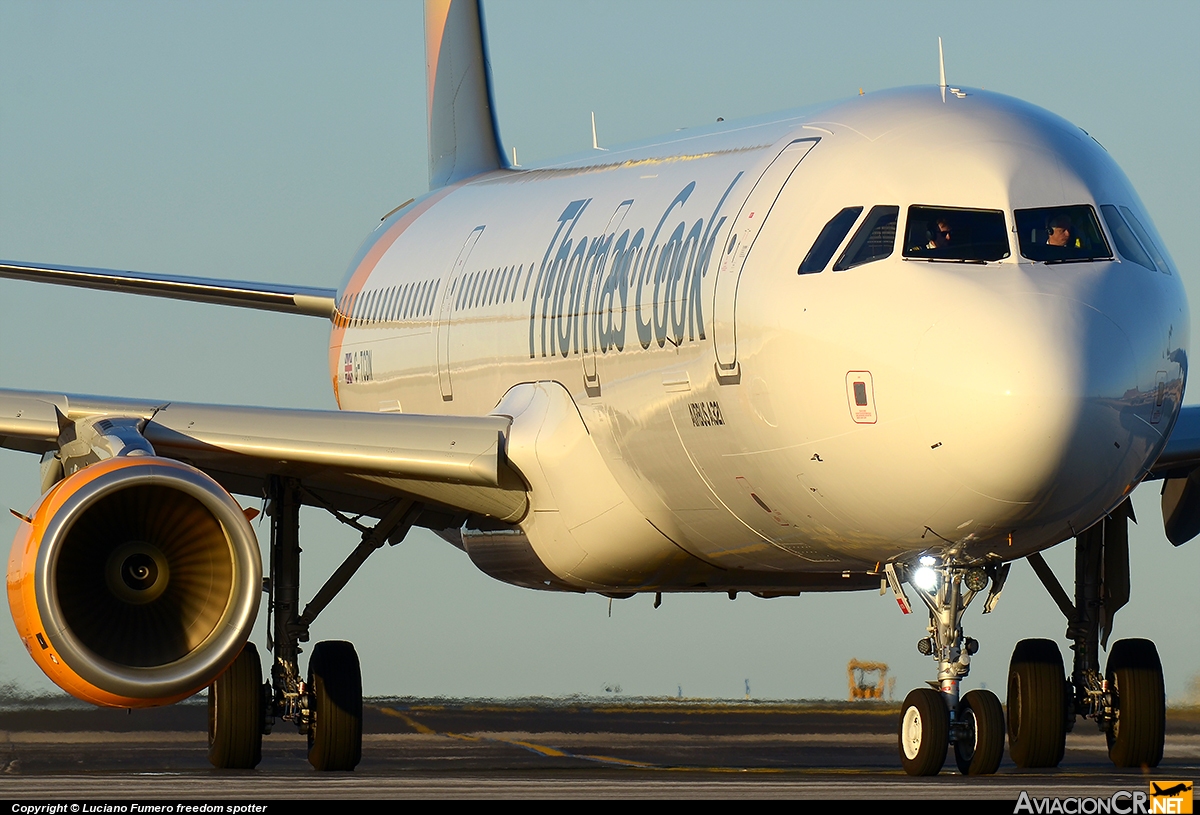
{"left": 7, "top": 456, "right": 261, "bottom": 707}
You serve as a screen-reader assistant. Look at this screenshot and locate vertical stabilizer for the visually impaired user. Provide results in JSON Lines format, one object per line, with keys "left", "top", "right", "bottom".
{"left": 425, "top": 0, "right": 506, "bottom": 188}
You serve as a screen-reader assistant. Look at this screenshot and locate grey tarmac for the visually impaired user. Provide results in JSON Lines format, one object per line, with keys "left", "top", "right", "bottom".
{"left": 0, "top": 699, "right": 1195, "bottom": 799}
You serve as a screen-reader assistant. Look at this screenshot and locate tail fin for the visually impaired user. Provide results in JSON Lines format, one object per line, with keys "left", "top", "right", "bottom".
{"left": 425, "top": 0, "right": 506, "bottom": 188}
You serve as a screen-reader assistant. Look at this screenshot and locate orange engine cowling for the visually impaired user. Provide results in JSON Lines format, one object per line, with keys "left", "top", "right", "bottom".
{"left": 7, "top": 456, "right": 262, "bottom": 708}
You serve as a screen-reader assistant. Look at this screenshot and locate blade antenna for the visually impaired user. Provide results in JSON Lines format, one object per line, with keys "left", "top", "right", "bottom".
{"left": 938, "top": 36, "right": 947, "bottom": 103}
{"left": 592, "top": 111, "right": 608, "bottom": 151}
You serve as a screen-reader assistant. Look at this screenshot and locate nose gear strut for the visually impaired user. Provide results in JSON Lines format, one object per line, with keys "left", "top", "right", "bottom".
{"left": 905, "top": 561, "right": 990, "bottom": 709}
{"left": 889, "top": 559, "right": 1007, "bottom": 776}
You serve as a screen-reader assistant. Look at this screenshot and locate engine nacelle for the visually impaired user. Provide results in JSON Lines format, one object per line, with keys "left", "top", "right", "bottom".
{"left": 7, "top": 456, "right": 261, "bottom": 707}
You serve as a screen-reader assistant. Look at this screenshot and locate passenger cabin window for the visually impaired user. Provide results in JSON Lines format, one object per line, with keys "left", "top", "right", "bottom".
{"left": 1099, "top": 204, "right": 1156, "bottom": 271}
{"left": 904, "top": 206, "right": 1009, "bottom": 262}
{"left": 1014, "top": 205, "right": 1111, "bottom": 263}
{"left": 799, "top": 207, "right": 862, "bottom": 274}
{"left": 832, "top": 205, "right": 898, "bottom": 272}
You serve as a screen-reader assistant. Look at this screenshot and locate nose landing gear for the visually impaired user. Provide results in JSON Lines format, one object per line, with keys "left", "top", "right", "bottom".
{"left": 888, "top": 560, "right": 1007, "bottom": 776}
{"left": 954, "top": 688, "right": 1006, "bottom": 775}
{"left": 892, "top": 498, "right": 1165, "bottom": 776}
{"left": 899, "top": 687, "right": 948, "bottom": 776}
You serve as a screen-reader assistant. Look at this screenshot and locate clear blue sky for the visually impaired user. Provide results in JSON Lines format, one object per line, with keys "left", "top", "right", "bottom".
{"left": 0, "top": 1, "right": 1197, "bottom": 703}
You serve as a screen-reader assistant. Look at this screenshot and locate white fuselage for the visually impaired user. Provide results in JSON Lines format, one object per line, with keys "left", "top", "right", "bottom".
{"left": 329, "top": 87, "right": 1188, "bottom": 591}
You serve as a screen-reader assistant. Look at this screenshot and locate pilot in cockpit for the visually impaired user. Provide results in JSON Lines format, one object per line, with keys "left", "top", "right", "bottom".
{"left": 923, "top": 218, "right": 952, "bottom": 251}
{"left": 1046, "top": 214, "right": 1076, "bottom": 251}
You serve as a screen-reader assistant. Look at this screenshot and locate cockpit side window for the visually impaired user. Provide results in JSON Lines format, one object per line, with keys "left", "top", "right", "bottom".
{"left": 833, "top": 205, "right": 898, "bottom": 272}
{"left": 798, "top": 207, "right": 862, "bottom": 274}
{"left": 1118, "top": 206, "right": 1170, "bottom": 274}
{"left": 1098, "top": 205, "right": 1156, "bottom": 271}
{"left": 1014, "top": 205, "right": 1112, "bottom": 263}
{"left": 903, "top": 206, "right": 1009, "bottom": 263}
{"left": 1099, "top": 202, "right": 1161, "bottom": 272}
{"left": 1120, "top": 205, "right": 1176, "bottom": 275}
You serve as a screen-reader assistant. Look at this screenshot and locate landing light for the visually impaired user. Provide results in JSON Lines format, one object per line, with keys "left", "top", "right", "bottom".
{"left": 913, "top": 566, "right": 939, "bottom": 592}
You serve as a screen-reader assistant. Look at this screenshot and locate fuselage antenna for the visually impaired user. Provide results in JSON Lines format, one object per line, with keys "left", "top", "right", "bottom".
{"left": 592, "top": 111, "right": 608, "bottom": 151}
{"left": 939, "top": 36, "right": 947, "bottom": 103}
{"left": 938, "top": 37, "right": 968, "bottom": 101}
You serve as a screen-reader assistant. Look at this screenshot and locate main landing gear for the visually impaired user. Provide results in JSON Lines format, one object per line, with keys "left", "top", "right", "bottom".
{"left": 891, "top": 497, "right": 1165, "bottom": 776}
{"left": 889, "top": 559, "right": 1008, "bottom": 776}
{"left": 1018, "top": 499, "right": 1164, "bottom": 769}
{"left": 207, "top": 477, "right": 421, "bottom": 771}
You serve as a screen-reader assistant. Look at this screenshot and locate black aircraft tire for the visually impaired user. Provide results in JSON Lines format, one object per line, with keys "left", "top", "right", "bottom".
{"left": 954, "top": 688, "right": 1005, "bottom": 775}
{"left": 1106, "top": 638, "right": 1165, "bottom": 768}
{"left": 208, "top": 642, "right": 264, "bottom": 769}
{"left": 898, "top": 687, "right": 949, "bottom": 776}
{"left": 1007, "top": 638, "right": 1067, "bottom": 768}
{"left": 307, "top": 640, "right": 363, "bottom": 771}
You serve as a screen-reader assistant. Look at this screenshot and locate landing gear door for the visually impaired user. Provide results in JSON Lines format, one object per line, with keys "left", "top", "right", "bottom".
{"left": 437, "top": 225, "right": 485, "bottom": 401}
{"left": 712, "top": 138, "right": 818, "bottom": 380}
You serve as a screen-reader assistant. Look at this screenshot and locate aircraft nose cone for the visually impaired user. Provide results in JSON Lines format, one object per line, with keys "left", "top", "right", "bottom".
{"left": 915, "top": 292, "right": 1140, "bottom": 519}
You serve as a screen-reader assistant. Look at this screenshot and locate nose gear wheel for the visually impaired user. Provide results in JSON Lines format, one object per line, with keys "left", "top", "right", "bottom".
{"left": 954, "top": 688, "right": 1005, "bottom": 775}
{"left": 898, "top": 688, "right": 949, "bottom": 776}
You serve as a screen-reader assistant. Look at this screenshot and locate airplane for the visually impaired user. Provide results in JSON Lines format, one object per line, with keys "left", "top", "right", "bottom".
{"left": 0, "top": 0, "right": 1197, "bottom": 777}
{"left": 1151, "top": 783, "right": 1193, "bottom": 798}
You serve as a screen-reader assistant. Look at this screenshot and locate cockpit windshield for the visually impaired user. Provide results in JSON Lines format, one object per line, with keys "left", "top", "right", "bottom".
{"left": 903, "top": 206, "right": 1009, "bottom": 263}
{"left": 1014, "top": 205, "right": 1112, "bottom": 263}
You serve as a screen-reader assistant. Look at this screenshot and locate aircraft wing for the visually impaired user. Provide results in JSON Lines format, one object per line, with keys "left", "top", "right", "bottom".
{"left": 0, "top": 388, "right": 527, "bottom": 525}
{"left": 1148, "top": 404, "right": 1200, "bottom": 546}
{"left": 1149, "top": 403, "right": 1200, "bottom": 477}
{"left": 0, "top": 260, "right": 337, "bottom": 319}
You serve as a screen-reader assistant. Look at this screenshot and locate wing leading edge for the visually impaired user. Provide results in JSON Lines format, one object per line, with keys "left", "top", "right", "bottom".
{"left": 0, "top": 261, "right": 336, "bottom": 319}
{"left": 1150, "top": 404, "right": 1200, "bottom": 477}
{"left": 1150, "top": 404, "right": 1200, "bottom": 546}
{"left": 0, "top": 388, "right": 527, "bottom": 525}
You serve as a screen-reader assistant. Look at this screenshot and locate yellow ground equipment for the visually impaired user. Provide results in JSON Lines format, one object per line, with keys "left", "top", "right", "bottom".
{"left": 848, "top": 659, "right": 895, "bottom": 701}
